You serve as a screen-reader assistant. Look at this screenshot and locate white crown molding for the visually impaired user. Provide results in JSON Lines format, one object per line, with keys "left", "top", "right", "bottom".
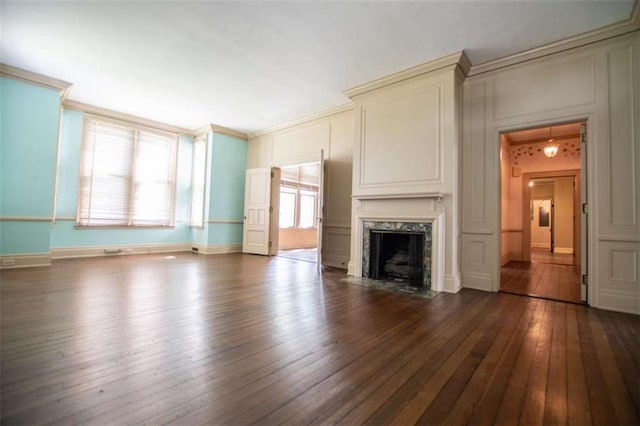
{"left": 195, "top": 123, "right": 249, "bottom": 140}
{"left": 211, "top": 124, "right": 248, "bottom": 140}
{"left": 248, "top": 103, "right": 354, "bottom": 139}
{"left": 63, "top": 100, "right": 195, "bottom": 136}
{"left": 344, "top": 51, "right": 471, "bottom": 99}
{"left": 0, "top": 63, "right": 72, "bottom": 94}
{"left": 468, "top": 2, "right": 640, "bottom": 77}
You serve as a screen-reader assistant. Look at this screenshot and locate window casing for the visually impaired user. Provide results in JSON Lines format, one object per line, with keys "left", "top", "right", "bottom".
{"left": 76, "top": 116, "right": 178, "bottom": 227}
{"left": 190, "top": 136, "right": 207, "bottom": 228}
{"left": 278, "top": 163, "right": 319, "bottom": 229}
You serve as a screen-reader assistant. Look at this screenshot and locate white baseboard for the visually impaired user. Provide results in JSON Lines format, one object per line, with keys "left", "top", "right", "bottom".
{"left": 531, "top": 243, "right": 551, "bottom": 249}
{"left": 554, "top": 247, "right": 574, "bottom": 254}
{"left": 462, "top": 272, "right": 494, "bottom": 292}
{"left": 443, "top": 273, "right": 462, "bottom": 293}
{"left": 0, "top": 253, "right": 51, "bottom": 269}
{"left": 51, "top": 242, "right": 191, "bottom": 259}
{"left": 191, "top": 243, "right": 242, "bottom": 255}
{"left": 347, "top": 260, "right": 358, "bottom": 276}
{"left": 322, "top": 252, "right": 349, "bottom": 270}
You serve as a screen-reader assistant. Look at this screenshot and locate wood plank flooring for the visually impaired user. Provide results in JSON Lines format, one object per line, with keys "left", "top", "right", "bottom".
{"left": 500, "top": 257, "right": 582, "bottom": 304}
{"left": 1, "top": 252, "right": 638, "bottom": 425}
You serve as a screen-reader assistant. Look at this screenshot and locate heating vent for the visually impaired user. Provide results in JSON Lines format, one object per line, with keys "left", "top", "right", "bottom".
{"left": 104, "top": 248, "right": 123, "bottom": 255}
{"left": 191, "top": 247, "right": 199, "bottom": 253}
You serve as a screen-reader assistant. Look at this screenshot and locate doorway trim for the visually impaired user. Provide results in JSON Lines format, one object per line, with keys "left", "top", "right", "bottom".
{"left": 522, "top": 169, "right": 581, "bottom": 265}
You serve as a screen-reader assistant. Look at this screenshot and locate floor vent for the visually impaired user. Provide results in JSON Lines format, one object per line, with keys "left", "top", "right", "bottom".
{"left": 104, "top": 248, "right": 123, "bottom": 255}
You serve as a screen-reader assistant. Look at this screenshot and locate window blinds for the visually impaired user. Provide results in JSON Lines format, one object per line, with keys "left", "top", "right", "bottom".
{"left": 77, "top": 117, "right": 177, "bottom": 227}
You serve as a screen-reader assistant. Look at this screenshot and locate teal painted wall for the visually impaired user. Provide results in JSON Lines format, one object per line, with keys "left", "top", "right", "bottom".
{"left": 204, "top": 132, "right": 247, "bottom": 246}
{"left": 50, "top": 108, "right": 193, "bottom": 248}
{"left": 0, "top": 77, "right": 60, "bottom": 254}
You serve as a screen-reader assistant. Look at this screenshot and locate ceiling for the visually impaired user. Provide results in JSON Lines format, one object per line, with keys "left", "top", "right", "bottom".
{"left": 1, "top": 1, "right": 636, "bottom": 133}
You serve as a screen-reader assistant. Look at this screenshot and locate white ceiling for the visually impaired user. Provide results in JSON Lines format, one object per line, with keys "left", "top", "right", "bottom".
{"left": 1, "top": 1, "right": 635, "bottom": 133}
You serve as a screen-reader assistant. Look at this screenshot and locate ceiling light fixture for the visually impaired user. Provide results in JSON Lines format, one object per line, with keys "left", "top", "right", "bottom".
{"left": 544, "top": 127, "right": 558, "bottom": 158}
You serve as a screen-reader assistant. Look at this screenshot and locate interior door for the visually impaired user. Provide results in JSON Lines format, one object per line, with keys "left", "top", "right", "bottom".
{"left": 316, "top": 150, "right": 325, "bottom": 273}
{"left": 242, "top": 167, "right": 279, "bottom": 255}
{"left": 550, "top": 198, "right": 555, "bottom": 253}
{"left": 580, "top": 123, "right": 588, "bottom": 302}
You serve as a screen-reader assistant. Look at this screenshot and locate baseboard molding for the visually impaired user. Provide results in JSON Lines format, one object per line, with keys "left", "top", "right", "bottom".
{"left": 554, "top": 247, "right": 574, "bottom": 254}
{"left": 462, "top": 272, "right": 494, "bottom": 292}
{"left": 322, "top": 252, "right": 349, "bottom": 270}
{"left": 501, "top": 253, "right": 510, "bottom": 266}
{"left": 191, "top": 243, "right": 242, "bottom": 255}
{"left": 443, "top": 273, "right": 462, "bottom": 293}
{"left": 597, "top": 290, "right": 640, "bottom": 315}
{"left": 0, "top": 253, "right": 51, "bottom": 269}
{"left": 531, "top": 243, "right": 551, "bottom": 249}
{"left": 51, "top": 242, "right": 191, "bottom": 259}
{"left": 347, "top": 260, "right": 358, "bottom": 276}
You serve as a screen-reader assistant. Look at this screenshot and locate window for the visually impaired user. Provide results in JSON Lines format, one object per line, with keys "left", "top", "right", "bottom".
{"left": 77, "top": 116, "right": 178, "bottom": 227}
{"left": 190, "top": 136, "right": 207, "bottom": 227}
{"left": 279, "top": 163, "right": 319, "bottom": 229}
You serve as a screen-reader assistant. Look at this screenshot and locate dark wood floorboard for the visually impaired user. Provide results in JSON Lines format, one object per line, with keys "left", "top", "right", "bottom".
{"left": 500, "top": 256, "right": 582, "bottom": 304}
{"left": 1, "top": 252, "right": 638, "bottom": 425}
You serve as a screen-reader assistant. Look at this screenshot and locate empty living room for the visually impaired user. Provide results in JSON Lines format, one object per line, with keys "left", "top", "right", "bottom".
{"left": 1, "top": 1, "right": 639, "bottom": 424}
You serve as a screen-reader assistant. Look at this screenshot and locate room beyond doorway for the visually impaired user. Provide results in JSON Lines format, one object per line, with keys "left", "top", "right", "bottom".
{"left": 499, "top": 122, "right": 586, "bottom": 304}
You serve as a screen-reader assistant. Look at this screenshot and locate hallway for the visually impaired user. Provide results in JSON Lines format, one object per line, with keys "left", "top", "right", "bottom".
{"left": 501, "top": 249, "right": 582, "bottom": 303}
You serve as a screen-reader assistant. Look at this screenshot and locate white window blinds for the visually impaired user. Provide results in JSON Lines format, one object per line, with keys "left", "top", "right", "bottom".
{"left": 77, "top": 117, "right": 178, "bottom": 227}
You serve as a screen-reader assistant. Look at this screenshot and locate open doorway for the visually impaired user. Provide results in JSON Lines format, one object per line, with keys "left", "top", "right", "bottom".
{"left": 277, "top": 162, "right": 320, "bottom": 264}
{"left": 499, "top": 122, "right": 586, "bottom": 304}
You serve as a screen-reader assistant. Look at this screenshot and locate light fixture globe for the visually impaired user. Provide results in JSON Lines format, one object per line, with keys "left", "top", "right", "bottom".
{"left": 544, "top": 143, "right": 558, "bottom": 158}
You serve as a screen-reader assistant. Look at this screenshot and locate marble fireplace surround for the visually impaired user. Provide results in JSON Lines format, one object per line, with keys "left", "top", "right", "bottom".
{"left": 353, "top": 196, "right": 445, "bottom": 292}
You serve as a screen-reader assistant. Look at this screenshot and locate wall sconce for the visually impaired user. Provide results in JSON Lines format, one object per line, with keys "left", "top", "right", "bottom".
{"left": 544, "top": 127, "right": 558, "bottom": 158}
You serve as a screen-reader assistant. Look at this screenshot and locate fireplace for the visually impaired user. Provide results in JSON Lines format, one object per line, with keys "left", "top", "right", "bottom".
{"left": 362, "top": 221, "right": 432, "bottom": 289}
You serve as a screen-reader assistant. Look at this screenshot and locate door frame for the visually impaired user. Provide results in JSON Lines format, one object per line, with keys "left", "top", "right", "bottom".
{"left": 521, "top": 170, "right": 581, "bottom": 264}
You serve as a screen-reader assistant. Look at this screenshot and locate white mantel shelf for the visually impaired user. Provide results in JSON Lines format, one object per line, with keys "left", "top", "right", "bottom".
{"left": 352, "top": 192, "right": 445, "bottom": 200}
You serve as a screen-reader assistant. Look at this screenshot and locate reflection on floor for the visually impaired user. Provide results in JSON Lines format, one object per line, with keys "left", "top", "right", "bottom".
{"left": 278, "top": 248, "right": 317, "bottom": 263}
{"left": 531, "top": 248, "right": 575, "bottom": 265}
{"left": 501, "top": 249, "right": 582, "bottom": 304}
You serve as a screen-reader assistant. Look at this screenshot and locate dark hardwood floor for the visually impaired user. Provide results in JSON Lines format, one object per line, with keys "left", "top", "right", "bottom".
{"left": 1, "top": 253, "right": 638, "bottom": 425}
{"left": 501, "top": 250, "right": 582, "bottom": 304}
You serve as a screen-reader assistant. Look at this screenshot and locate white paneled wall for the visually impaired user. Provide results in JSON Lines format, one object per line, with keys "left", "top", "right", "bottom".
{"left": 247, "top": 107, "right": 354, "bottom": 269}
{"left": 462, "top": 32, "right": 640, "bottom": 314}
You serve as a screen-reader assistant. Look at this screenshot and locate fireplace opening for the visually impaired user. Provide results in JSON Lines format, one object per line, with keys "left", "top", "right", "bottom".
{"left": 369, "top": 230, "right": 424, "bottom": 286}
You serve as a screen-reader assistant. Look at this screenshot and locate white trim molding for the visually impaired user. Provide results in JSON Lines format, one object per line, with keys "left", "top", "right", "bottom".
{"left": 0, "top": 216, "right": 52, "bottom": 222}
{"left": 248, "top": 103, "right": 354, "bottom": 139}
{"left": 50, "top": 242, "right": 191, "bottom": 259}
{"left": 190, "top": 243, "right": 242, "bottom": 255}
{"left": 1, "top": 253, "right": 51, "bottom": 269}
{"left": 0, "top": 63, "right": 72, "bottom": 93}
{"left": 468, "top": 3, "right": 640, "bottom": 76}
{"left": 63, "top": 100, "right": 194, "bottom": 136}
{"left": 344, "top": 51, "right": 471, "bottom": 98}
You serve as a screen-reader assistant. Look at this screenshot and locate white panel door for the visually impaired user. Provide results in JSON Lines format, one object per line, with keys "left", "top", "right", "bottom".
{"left": 243, "top": 168, "right": 273, "bottom": 255}
{"left": 316, "top": 150, "right": 325, "bottom": 273}
{"left": 580, "top": 123, "right": 588, "bottom": 303}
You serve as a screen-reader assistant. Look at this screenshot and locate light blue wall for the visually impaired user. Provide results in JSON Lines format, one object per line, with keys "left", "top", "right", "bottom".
{"left": 50, "top": 108, "right": 193, "bottom": 248}
{"left": 204, "top": 132, "right": 247, "bottom": 246}
{"left": 0, "top": 77, "right": 60, "bottom": 254}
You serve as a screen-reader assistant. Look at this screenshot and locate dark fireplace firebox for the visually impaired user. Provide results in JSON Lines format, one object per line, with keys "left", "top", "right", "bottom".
{"left": 369, "top": 231, "right": 424, "bottom": 286}
{"left": 362, "top": 221, "right": 432, "bottom": 290}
